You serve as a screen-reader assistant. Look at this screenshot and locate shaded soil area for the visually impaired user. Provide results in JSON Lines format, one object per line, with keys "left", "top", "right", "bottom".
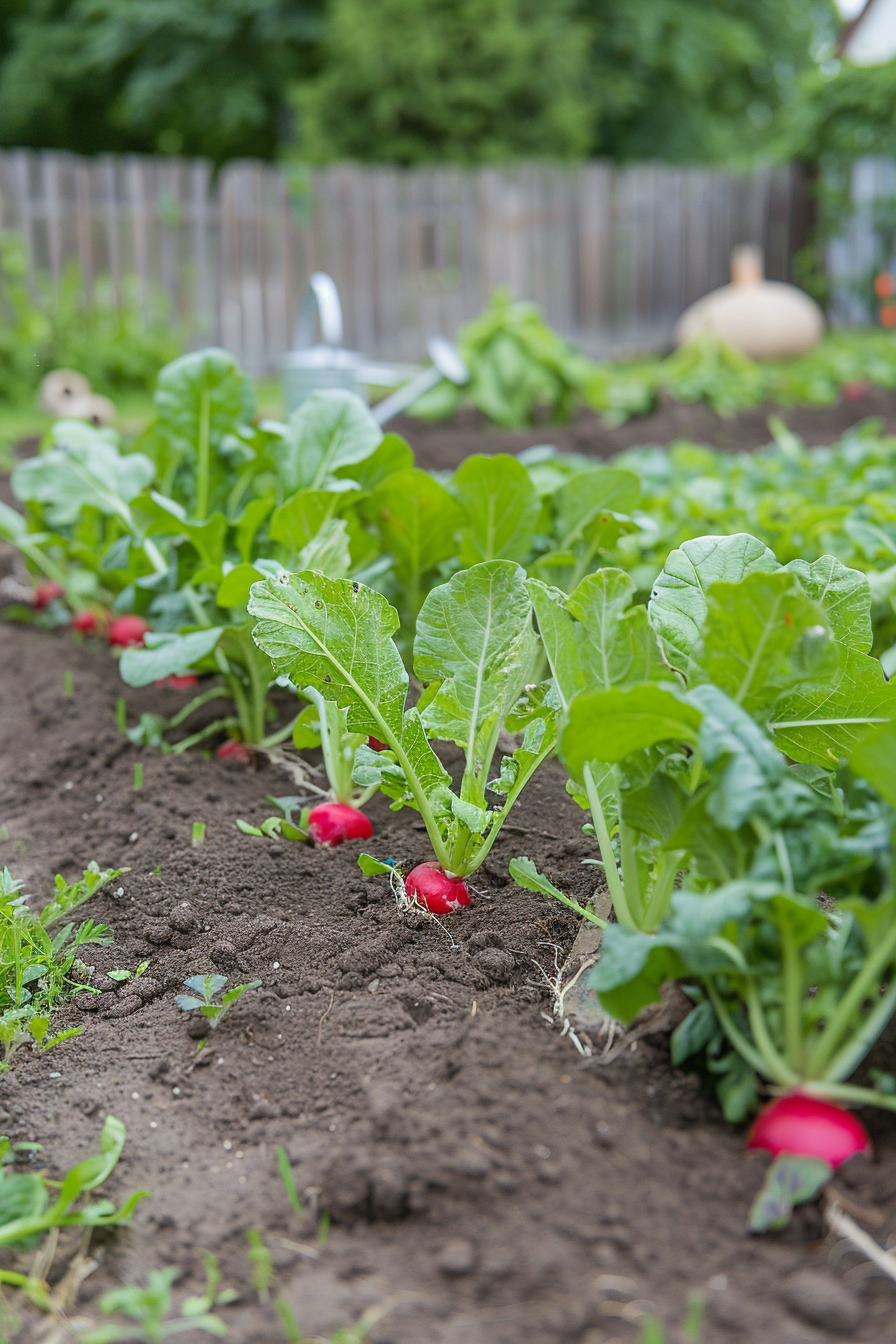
{"left": 2, "top": 627, "right": 896, "bottom": 1343}
{"left": 395, "top": 385, "right": 896, "bottom": 472}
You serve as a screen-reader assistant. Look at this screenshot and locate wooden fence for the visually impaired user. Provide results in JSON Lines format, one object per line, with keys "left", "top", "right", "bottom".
{"left": 0, "top": 150, "right": 809, "bottom": 373}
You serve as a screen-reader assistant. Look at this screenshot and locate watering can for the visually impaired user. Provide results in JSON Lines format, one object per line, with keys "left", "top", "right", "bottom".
{"left": 283, "top": 273, "right": 468, "bottom": 423}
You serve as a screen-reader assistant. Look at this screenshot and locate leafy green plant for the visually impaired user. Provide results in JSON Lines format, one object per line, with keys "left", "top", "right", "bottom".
{"left": 413, "top": 289, "right": 594, "bottom": 429}
{"left": 249, "top": 561, "right": 556, "bottom": 894}
{"left": 175, "top": 975, "right": 262, "bottom": 1033}
{"left": 0, "top": 1117, "right": 147, "bottom": 1252}
{"left": 78, "top": 1253, "right": 235, "bottom": 1342}
{"left": 0, "top": 863, "right": 121, "bottom": 1067}
{"left": 521, "top": 535, "right": 896, "bottom": 940}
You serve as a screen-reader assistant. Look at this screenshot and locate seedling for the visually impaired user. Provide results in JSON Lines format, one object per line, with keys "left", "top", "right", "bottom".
{"left": 192, "top": 822, "right": 206, "bottom": 847}
{"left": 277, "top": 1144, "right": 302, "bottom": 1218}
{"left": 237, "top": 796, "right": 311, "bottom": 844}
{"left": 175, "top": 975, "right": 261, "bottom": 1033}
{"left": 0, "top": 1116, "right": 147, "bottom": 1250}
{"left": 250, "top": 562, "right": 557, "bottom": 906}
{"left": 246, "top": 1228, "right": 274, "bottom": 1301}
{"left": 63, "top": 670, "right": 73, "bottom": 697}
{"left": 79, "top": 1262, "right": 231, "bottom": 1342}
{"left": 108, "top": 961, "right": 151, "bottom": 984}
{"left": 134, "top": 762, "right": 143, "bottom": 790}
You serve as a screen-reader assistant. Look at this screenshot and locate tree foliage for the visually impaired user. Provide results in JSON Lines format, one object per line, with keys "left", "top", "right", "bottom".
{"left": 0, "top": 0, "right": 844, "bottom": 165}
{"left": 0, "top": 0, "right": 322, "bottom": 163}
{"left": 295, "top": 0, "right": 591, "bottom": 164}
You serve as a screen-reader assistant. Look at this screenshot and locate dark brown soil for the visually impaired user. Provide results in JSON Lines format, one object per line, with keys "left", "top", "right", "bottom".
{"left": 395, "top": 386, "right": 896, "bottom": 472}
{"left": 2, "top": 625, "right": 896, "bottom": 1343}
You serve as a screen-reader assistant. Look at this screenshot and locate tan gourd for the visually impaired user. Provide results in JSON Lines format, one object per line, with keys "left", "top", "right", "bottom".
{"left": 673, "top": 245, "right": 824, "bottom": 360}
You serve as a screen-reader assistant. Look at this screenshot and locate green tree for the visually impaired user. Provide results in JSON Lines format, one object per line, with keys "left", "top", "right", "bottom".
{"left": 294, "top": 0, "right": 593, "bottom": 164}
{"left": 580, "top": 0, "right": 837, "bottom": 163}
{"left": 0, "top": 0, "right": 322, "bottom": 163}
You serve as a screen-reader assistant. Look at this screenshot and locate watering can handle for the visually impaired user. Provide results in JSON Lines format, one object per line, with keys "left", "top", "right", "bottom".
{"left": 294, "top": 272, "right": 344, "bottom": 348}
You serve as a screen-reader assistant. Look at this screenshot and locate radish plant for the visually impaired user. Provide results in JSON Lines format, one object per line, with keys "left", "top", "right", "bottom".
{"left": 523, "top": 535, "right": 896, "bottom": 935}
{"left": 249, "top": 561, "right": 556, "bottom": 907}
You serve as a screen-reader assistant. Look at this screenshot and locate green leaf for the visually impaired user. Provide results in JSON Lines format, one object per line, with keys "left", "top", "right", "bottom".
{"left": 850, "top": 719, "right": 896, "bottom": 805}
{"left": 154, "top": 347, "right": 255, "bottom": 452}
{"left": 769, "top": 647, "right": 896, "bottom": 768}
{"left": 415, "top": 562, "right": 536, "bottom": 766}
{"left": 0, "top": 500, "right": 28, "bottom": 544}
{"left": 561, "top": 685, "right": 702, "bottom": 778}
{"left": 785, "top": 556, "right": 873, "bottom": 653}
{"left": 451, "top": 453, "right": 541, "bottom": 565}
{"left": 295, "top": 517, "right": 352, "bottom": 579}
{"left": 119, "top": 628, "right": 224, "bottom": 687}
{"left": 217, "top": 564, "right": 262, "bottom": 609}
{"left": 670, "top": 999, "right": 718, "bottom": 1067}
{"left": 552, "top": 469, "right": 640, "bottom": 551}
{"left": 694, "top": 571, "right": 831, "bottom": 716}
{"left": 334, "top": 431, "right": 414, "bottom": 489}
{"left": 269, "top": 489, "right": 342, "bottom": 551}
{"left": 648, "top": 533, "right": 780, "bottom": 673}
{"left": 748, "top": 1155, "right": 832, "bottom": 1233}
{"left": 367, "top": 468, "right": 465, "bottom": 588}
{"left": 358, "top": 854, "right": 394, "bottom": 876}
{"left": 248, "top": 571, "right": 448, "bottom": 798}
{"left": 530, "top": 569, "right": 664, "bottom": 712}
{"left": 276, "top": 391, "right": 382, "bottom": 492}
{"left": 508, "top": 856, "right": 565, "bottom": 900}
{"left": 12, "top": 439, "right": 155, "bottom": 529}
{"left": 590, "top": 926, "right": 686, "bottom": 1023}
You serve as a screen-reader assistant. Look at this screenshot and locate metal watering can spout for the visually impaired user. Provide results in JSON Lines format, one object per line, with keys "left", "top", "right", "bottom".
{"left": 283, "top": 271, "right": 469, "bottom": 422}
{"left": 370, "top": 336, "right": 469, "bottom": 426}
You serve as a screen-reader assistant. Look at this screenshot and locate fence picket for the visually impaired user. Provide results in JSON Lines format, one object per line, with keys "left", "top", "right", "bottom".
{"left": 0, "top": 147, "right": 816, "bottom": 373}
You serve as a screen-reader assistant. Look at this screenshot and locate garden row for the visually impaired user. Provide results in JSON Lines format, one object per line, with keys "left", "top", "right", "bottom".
{"left": 4, "top": 347, "right": 896, "bottom": 1237}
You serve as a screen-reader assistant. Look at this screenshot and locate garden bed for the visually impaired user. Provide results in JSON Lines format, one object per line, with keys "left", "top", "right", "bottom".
{"left": 2, "top": 625, "right": 896, "bottom": 1343}
{"left": 395, "top": 384, "right": 896, "bottom": 472}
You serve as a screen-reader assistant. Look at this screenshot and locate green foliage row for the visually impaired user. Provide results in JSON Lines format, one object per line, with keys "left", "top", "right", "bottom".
{"left": 412, "top": 291, "right": 896, "bottom": 430}
{"left": 6, "top": 347, "right": 896, "bottom": 1143}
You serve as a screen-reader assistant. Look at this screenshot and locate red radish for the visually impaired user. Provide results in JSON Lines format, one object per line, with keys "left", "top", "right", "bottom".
{"left": 34, "top": 582, "right": 65, "bottom": 610}
{"left": 406, "top": 862, "right": 471, "bottom": 913}
{"left": 71, "top": 610, "right": 98, "bottom": 634}
{"left": 308, "top": 802, "right": 373, "bottom": 846}
{"left": 168, "top": 674, "right": 198, "bottom": 690}
{"left": 746, "top": 1093, "right": 871, "bottom": 1168}
{"left": 108, "top": 614, "right": 150, "bottom": 647}
{"left": 216, "top": 740, "right": 253, "bottom": 765}
{"left": 368, "top": 736, "right": 389, "bottom": 752}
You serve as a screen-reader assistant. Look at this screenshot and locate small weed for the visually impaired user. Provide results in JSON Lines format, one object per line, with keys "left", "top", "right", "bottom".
{"left": 276, "top": 1145, "right": 302, "bottom": 1218}
{"left": 192, "top": 822, "right": 206, "bottom": 847}
{"left": 78, "top": 1261, "right": 232, "bottom": 1342}
{"left": 0, "top": 1117, "right": 146, "bottom": 1252}
{"left": 316, "top": 1211, "right": 330, "bottom": 1249}
{"left": 638, "top": 1292, "right": 704, "bottom": 1343}
{"left": 133, "top": 762, "right": 143, "bottom": 790}
{"left": 63, "top": 670, "right": 73, "bottom": 697}
{"left": 107, "top": 961, "right": 150, "bottom": 984}
{"left": 115, "top": 698, "right": 127, "bottom": 734}
{"left": 246, "top": 1228, "right": 274, "bottom": 1301}
{"left": 175, "top": 975, "right": 261, "bottom": 1033}
{"left": 0, "top": 863, "right": 122, "bottom": 1066}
